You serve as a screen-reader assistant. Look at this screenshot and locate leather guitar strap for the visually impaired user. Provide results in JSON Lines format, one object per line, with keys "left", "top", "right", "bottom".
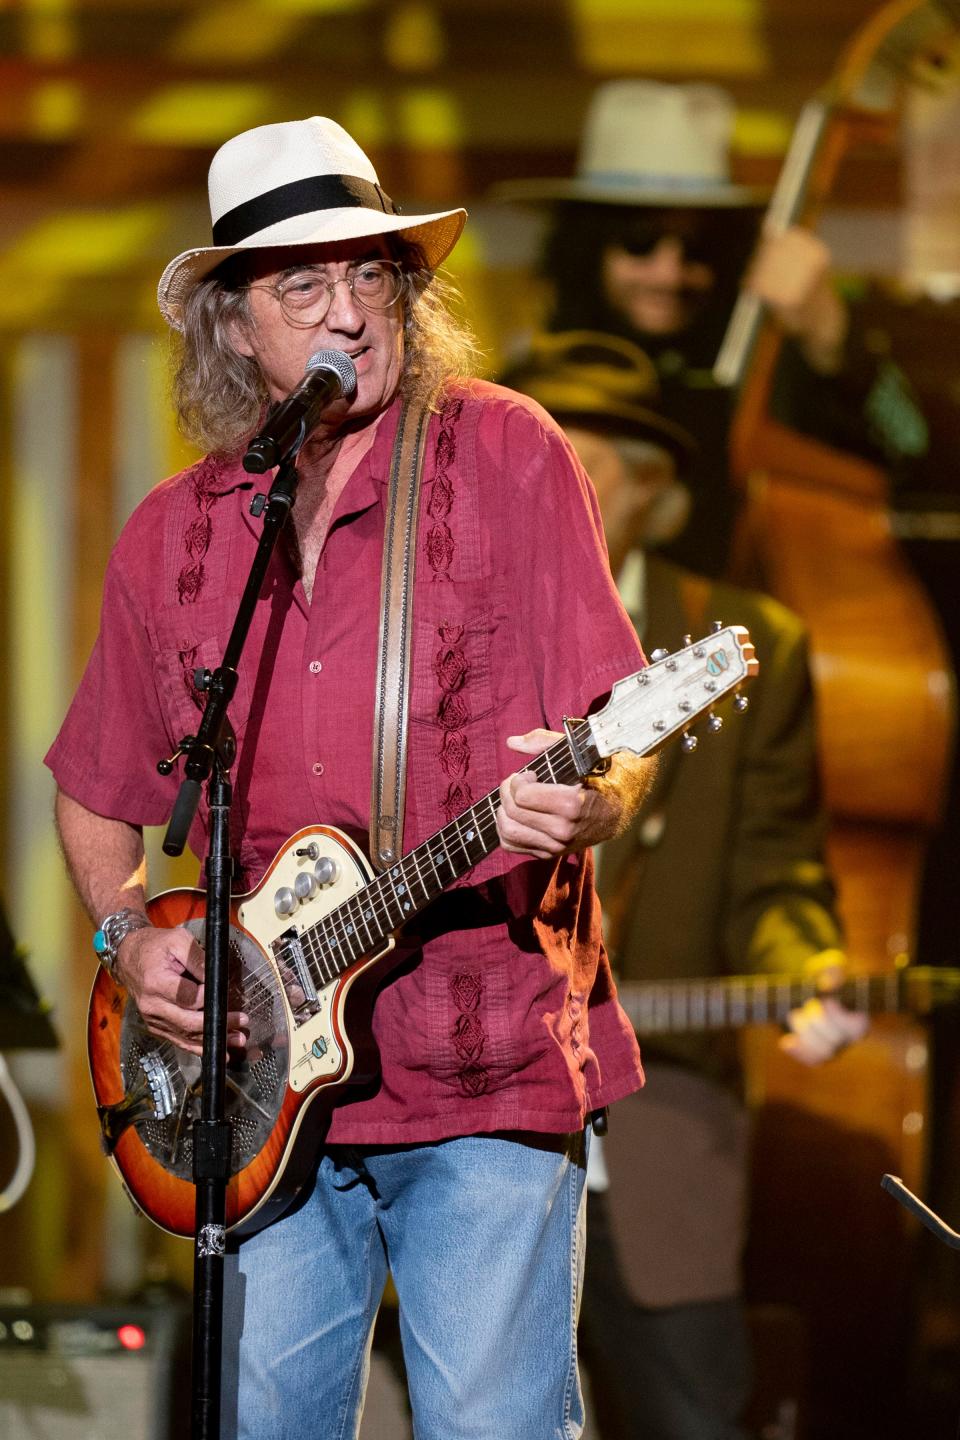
{"left": 370, "top": 396, "right": 432, "bottom": 872}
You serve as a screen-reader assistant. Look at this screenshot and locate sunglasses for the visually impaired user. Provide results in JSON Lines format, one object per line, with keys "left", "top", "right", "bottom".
{"left": 612, "top": 219, "right": 719, "bottom": 266}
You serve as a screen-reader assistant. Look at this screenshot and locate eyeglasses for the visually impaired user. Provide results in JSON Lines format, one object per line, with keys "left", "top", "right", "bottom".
{"left": 244, "top": 259, "right": 405, "bottom": 326}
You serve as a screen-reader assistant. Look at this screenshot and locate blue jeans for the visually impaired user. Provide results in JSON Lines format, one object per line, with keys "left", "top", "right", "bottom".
{"left": 220, "top": 1130, "right": 589, "bottom": 1440}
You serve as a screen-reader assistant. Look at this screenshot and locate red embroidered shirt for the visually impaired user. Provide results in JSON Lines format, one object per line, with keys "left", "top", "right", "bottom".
{"left": 47, "top": 380, "right": 646, "bottom": 1142}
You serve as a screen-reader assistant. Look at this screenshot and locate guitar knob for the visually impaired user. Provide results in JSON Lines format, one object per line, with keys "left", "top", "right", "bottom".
{"left": 294, "top": 871, "right": 318, "bottom": 901}
{"left": 681, "top": 732, "right": 698, "bottom": 754}
{"left": 274, "top": 887, "right": 297, "bottom": 917}
{"left": 314, "top": 857, "right": 340, "bottom": 887}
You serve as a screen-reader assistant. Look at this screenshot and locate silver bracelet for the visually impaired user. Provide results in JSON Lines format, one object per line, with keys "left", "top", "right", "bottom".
{"left": 93, "top": 907, "right": 151, "bottom": 979}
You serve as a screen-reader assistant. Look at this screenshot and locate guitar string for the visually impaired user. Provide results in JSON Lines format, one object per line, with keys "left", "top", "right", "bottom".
{"left": 187, "top": 724, "right": 593, "bottom": 1038}
{"left": 172, "top": 642, "right": 746, "bottom": 1037}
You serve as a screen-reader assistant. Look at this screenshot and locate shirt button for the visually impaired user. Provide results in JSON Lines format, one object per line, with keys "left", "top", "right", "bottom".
{"left": 308, "top": 660, "right": 323, "bottom": 674}
{"left": 312, "top": 761, "right": 325, "bottom": 776}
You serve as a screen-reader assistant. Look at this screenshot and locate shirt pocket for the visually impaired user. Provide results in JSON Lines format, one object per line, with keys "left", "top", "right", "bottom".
{"left": 404, "top": 585, "right": 516, "bottom": 861}
{"left": 152, "top": 598, "right": 254, "bottom": 752}
{"left": 408, "top": 582, "right": 516, "bottom": 734}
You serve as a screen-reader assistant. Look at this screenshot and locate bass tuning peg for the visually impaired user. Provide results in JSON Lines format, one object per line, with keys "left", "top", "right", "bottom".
{"left": 681, "top": 731, "right": 698, "bottom": 753}
{"left": 733, "top": 693, "right": 749, "bottom": 713}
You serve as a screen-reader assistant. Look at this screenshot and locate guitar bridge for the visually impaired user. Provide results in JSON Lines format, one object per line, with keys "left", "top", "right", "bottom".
{"left": 272, "top": 929, "right": 319, "bottom": 1006}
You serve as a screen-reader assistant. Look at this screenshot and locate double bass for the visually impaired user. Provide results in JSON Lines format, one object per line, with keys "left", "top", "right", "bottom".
{"left": 714, "top": 4, "right": 960, "bottom": 1434}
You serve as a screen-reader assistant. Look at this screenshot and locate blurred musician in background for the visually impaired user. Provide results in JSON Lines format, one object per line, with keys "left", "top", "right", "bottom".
{"left": 498, "top": 79, "right": 928, "bottom": 578}
{"left": 503, "top": 330, "right": 869, "bottom": 1440}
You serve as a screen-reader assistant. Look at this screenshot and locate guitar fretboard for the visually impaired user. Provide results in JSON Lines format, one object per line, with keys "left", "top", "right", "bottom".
{"left": 616, "top": 968, "right": 960, "bottom": 1035}
{"left": 290, "top": 722, "right": 600, "bottom": 988}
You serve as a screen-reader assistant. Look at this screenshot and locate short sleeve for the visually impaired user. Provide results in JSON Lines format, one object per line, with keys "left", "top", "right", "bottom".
{"left": 45, "top": 547, "right": 180, "bottom": 825}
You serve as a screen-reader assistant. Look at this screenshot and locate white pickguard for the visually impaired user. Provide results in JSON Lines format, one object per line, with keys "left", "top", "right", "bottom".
{"left": 236, "top": 827, "right": 395, "bottom": 1094}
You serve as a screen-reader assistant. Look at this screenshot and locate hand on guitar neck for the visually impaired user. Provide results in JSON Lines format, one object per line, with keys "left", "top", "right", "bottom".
{"left": 499, "top": 728, "right": 656, "bottom": 860}
{"left": 778, "top": 947, "right": 870, "bottom": 1066}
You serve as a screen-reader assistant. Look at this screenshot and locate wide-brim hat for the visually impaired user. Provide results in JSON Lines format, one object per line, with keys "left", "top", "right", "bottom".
{"left": 501, "top": 331, "right": 697, "bottom": 471}
{"left": 158, "top": 116, "right": 467, "bottom": 329}
{"left": 494, "top": 81, "right": 768, "bottom": 210}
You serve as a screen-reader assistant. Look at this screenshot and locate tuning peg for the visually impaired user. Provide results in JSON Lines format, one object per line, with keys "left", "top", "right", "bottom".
{"left": 733, "top": 693, "right": 749, "bottom": 713}
{"left": 681, "top": 731, "right": 698, "bottom": 753}
{"left": 650, "top": 647, "right": 670, "bottom": 662}
{"left": 711, "top": 620, "right": 723, "bottom": 633}
{"left": 682, "top": 633, "right": 692, "bottom": 647}
{"left": 707, "top": 712, "right": 723, "bottom": 734}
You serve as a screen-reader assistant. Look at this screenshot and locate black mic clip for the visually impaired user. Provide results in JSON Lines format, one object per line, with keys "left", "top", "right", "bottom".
{"left": 242, "top": 349, "right": 358, "bottom": 474}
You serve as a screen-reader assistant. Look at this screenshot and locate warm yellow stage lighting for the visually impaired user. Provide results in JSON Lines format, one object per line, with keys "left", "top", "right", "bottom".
{"left": 22, "top": 0, "right": 75, "bottom": 64}
{"left": 385, "top": 3, "right": 445, "bottom": 72}
{"left": 398, "top": 89, "right": 463, "bottom": 147}
{"left": 3, "top": 207, "right": 167, "bottom": 277}
{"left": 570, "top": 0, "right": 768, "bottom": 76}
{"left": 132, "top": 85, "right": 273, "bottom": 146}
{"left": 29, "top": 81, "right": 83, "bottom": 141}
{"left": 171, "top": 3, "right": 304, "bottom": 64}
{"left": 733, "top": 110, "right": 794, "bottom": 157}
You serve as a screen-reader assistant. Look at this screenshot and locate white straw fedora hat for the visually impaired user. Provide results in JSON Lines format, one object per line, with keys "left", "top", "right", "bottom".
{"left": 158, "top": 116, "right": 467, "bottom": 329}
{"left": 495, "top": 81, "right": 767, "bottom": 209}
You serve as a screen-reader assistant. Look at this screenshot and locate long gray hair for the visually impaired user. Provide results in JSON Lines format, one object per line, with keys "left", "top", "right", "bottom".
{"left": 172, "top": 242, "right": 482, "bottom": 454}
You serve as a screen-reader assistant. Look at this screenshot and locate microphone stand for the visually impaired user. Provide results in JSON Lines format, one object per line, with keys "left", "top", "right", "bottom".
{"left": 160, "top": 446, "right": 303, "bottom": 1440}
{"left": 881, "top": 1173, "right": 960, "bottom": 1250}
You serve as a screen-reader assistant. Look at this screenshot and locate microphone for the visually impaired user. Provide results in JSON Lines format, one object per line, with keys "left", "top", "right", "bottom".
{"left": 243, "top": 349, "right": 358, "bottom": 473}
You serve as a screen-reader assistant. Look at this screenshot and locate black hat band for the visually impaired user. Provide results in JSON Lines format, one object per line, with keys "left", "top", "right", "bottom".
{"left": 212, "top": 174, "right": 400, "bottom": 247}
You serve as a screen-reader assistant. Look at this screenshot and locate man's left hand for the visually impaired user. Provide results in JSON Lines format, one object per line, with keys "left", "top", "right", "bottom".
{"left": 497, "top": 729, "right": 654, "bottom": 859}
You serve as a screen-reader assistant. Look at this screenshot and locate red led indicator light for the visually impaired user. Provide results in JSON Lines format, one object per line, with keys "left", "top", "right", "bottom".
{"left": 116, "top": 1324, "right": 147, "bottom": 1351}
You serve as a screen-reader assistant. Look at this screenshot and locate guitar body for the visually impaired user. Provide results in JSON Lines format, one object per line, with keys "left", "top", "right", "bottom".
{"left": 87, "top": 824, "right": 393, "bottom": 1238}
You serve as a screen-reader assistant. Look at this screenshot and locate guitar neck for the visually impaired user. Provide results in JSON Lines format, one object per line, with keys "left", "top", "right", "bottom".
{"left": 297, "top": 723, "right": 599, "bottom": 984}
{"left": 283, "top": 624, "right": 757, "bottom": 992}
{"left": 616, "top": 968, "right": 960, "bottom": 1036}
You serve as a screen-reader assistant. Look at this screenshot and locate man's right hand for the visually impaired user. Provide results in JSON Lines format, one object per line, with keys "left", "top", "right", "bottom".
{"left": 114, "top": 924, "right": 248, "bottom": 1056}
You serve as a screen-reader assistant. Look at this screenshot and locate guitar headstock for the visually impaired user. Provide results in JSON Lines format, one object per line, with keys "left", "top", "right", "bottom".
{"left": 589, "top": 625, "right": 758, "bottom": 761}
